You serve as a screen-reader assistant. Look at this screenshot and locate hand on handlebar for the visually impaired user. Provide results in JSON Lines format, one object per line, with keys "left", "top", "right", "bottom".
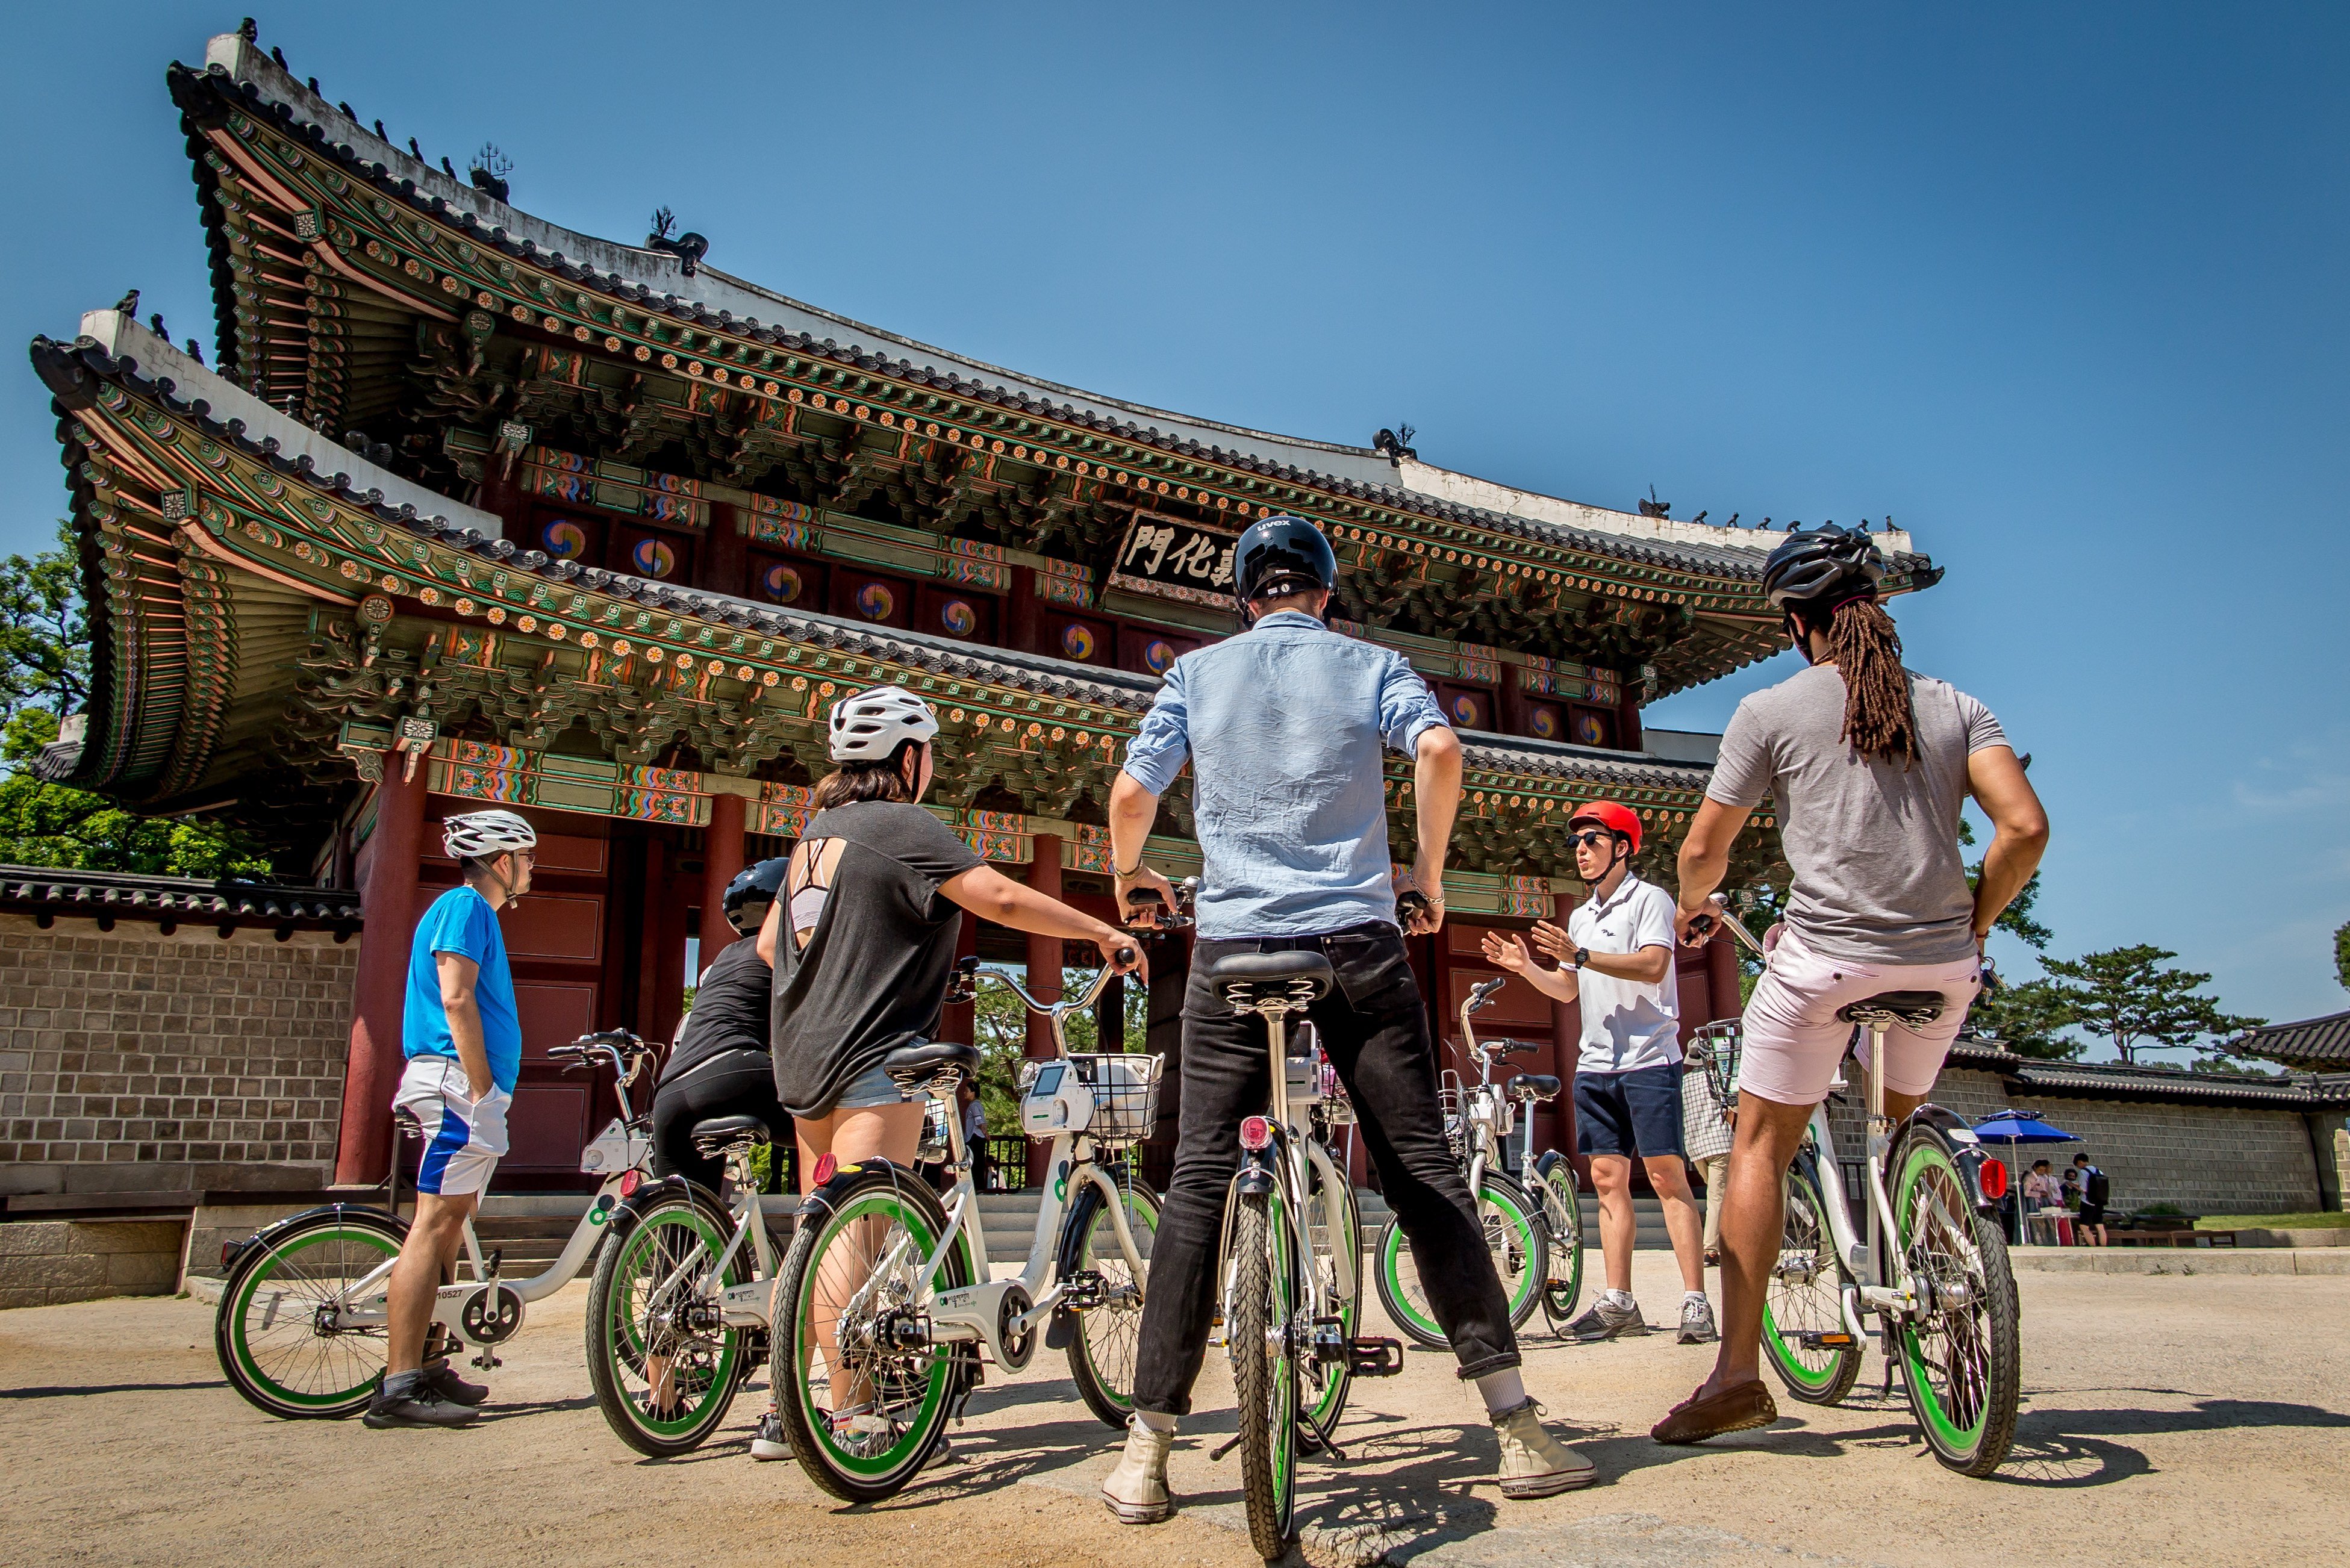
{"left": 1089, "top": 930, "right": 1149, "bottom": 985}
{"left": 1117, "top": 863, "right": 1181, "bottom": 930}
{"left": 1397, "top": 862, "right": 1445, "bottom": 936}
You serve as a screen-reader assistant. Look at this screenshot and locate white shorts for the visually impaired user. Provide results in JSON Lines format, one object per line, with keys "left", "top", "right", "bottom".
{"left": 1736, "top": 927, "right": 1981, "bottom": 1109}
{"left": 394, "top": 1057, "right": 510, "bottom": 1198}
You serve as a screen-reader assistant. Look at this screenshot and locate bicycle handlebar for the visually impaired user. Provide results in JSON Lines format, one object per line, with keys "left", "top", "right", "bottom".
{"left": 1123, "top": 876, "right": 1200, "bottom": 931}
{"left": 978, "top": 950, "right": 1139, "bottom": 1021}
{"left": 1688, "top": 893, "right": 1768, "bottom": 958}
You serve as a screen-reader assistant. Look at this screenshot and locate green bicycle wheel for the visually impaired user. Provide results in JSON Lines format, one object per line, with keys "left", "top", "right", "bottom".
{"left": 1062, "top": 1174, "right": 1161, "bottom": 1428}
{"left": 1230, "top": 1185, "right": 1299, "bottom": 1561}
{"left": 215, "top": 1207, "right": 404, "bottom": 1419}
{"left": 585, "top": 1190, "right": 747, "bottom": 1456}
{"left": 771, "top": 1162, "right": 970, "bottom": 1503}
{"left": 1760, "top": 1157, "right": 1862, "bottom": 1405}
{"left": 1373, "top": 1174, "right": 1546, "bottom": 1349}
{"left": 1890, "top": 1127, "right": 2020, "bottom": 1476}
{"left": 1300, "top": 1154, "right": 1361, "bottom": 1442}
{"left": 1535, "top": 1153, "right": 1586, "bottom": 1324}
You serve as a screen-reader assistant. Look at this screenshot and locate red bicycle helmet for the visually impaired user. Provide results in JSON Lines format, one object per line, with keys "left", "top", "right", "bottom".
{"left": 1567, "top": 800, "right": 1642, "bottom": 854}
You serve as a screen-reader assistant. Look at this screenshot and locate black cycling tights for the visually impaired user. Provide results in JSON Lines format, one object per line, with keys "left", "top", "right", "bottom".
{"left": 649, "top": 1049, "right": 791, "bottom": 1193}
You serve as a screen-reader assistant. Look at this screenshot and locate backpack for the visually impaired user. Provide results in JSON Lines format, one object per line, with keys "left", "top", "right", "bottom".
{"left": 2085, "top": 1168, "right": 2110, "bottom": 1206}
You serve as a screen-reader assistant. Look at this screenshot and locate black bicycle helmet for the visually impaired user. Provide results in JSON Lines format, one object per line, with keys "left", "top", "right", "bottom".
{"left": 1761, "top": 522, "right": 1886, "bottom": 609}
{"left": 721, "top": 855, "right": 790, "bottom": 936}
{"left": 1232, "top": 515, "right": 1338, "bottom": 613}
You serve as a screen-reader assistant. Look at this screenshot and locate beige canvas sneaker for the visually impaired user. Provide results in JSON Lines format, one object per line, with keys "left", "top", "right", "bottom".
{"left": 1491, "top": 1399, "right": 1598, "bottom": 1498}
{"left": 1100, "top": 1416, "right": 1174, "bottom": 1523}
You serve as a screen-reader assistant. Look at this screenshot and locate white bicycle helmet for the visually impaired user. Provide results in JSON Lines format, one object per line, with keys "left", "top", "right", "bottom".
{"left": 442, "top": 809, "right": 538, "bottom": 860}
{"left": 828, "top": 685, "right": 939, "bottom": 762}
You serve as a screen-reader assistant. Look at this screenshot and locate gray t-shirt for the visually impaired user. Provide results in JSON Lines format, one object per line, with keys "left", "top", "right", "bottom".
{"left": 1708, "top": 663, "right": 2009, "bottom": 966}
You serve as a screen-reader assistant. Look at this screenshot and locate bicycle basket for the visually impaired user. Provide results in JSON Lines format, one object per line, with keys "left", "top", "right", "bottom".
{"left": 1316, "top": 1057, "right": 1356, "bottom": 1125}
{"left": 1691, "top": 1019, "right": 1743, "bottom": 1110}
{"left": 1067, "top": 1053, "right": 1164, "bottom": 1144}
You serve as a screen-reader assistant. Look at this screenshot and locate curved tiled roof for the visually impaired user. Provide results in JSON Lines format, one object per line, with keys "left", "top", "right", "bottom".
{"left": 2233, "top": 1010, "right": 2350, "bottom": 1071}
{"left": 0, "top": 865, "right": 361, "bottom": 931}
{"left": 163, "top": 40, "right": 1937, "bottom": 595}
{"left": 2003, "top": 1060, "right": 2335, "bottom": 1110}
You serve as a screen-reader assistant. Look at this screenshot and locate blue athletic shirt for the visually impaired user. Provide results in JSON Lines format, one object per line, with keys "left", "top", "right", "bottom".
{"left": 404, "top": 885, "right": 523, "bottom": 1094}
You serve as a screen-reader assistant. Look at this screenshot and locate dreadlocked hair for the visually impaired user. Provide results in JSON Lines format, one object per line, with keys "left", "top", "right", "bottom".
{"left": 1791, "top": 597, "right": 1918, "bottom": 767}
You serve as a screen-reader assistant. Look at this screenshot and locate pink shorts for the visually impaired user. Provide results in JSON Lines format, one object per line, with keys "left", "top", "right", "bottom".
{"left": 1736, "top": 927, "right": 1981, "bottom": 1109}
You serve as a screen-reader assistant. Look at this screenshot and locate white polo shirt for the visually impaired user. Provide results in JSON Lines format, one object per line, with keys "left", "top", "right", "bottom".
{"left": 1565, "top": 873, "right": 1681, "bottom": 1075}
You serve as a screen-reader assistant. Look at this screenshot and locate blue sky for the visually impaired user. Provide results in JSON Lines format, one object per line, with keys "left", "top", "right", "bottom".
{"left": 2, "top": 5, "right": 2344, "bottom": 1047}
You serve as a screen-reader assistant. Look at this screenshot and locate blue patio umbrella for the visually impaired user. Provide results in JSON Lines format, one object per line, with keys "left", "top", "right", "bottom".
{"left": 1973, "top": 1110, "right": 2080, "bottom": 1242}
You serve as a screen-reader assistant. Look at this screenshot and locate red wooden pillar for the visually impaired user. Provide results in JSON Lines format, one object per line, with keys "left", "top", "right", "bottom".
{"left": 941, "top": 912, "right": 980, "bottom": 1050}
{"left": 700, "top": 792, "right": 747, "bottom": 967}
{"left": 698, "top": 502, "right": 750, "bottom": 597}
{"left": 478, "top": 453, "right": 528, "bottom": 546}
{"left": 1707, "top": 930, "right": 1741, "bottom": 1022}
{"left": 1006, "top": 566, "right": 1040, "bottom": 655}
{"left": 333, "top": 751, "right": 429, "bottom": 1186}
{"left": 1024, "top": 832, "right": 1064, "bottom": 1187}
{"left": 1615, "top": 681, "right": 1644, "bottom": 753}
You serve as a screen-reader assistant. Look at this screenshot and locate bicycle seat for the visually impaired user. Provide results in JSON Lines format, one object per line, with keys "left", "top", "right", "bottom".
{"left": 689, "top": 1114, "right": 773, "bottom": 1156}
{"left": 1505, "top": 1072, "right": 1562, "bottom": 1103}
{"left": 881, "top": 1039, "right": 982, "bottom": 1088}
{"left": 1836, "top": 989, "right": 1948, "bottom": 1030}
{"left": 392, "top": 1106, "right": 423, "bottom": 1136}
{"left": 1208, "top": 950, "right": 1335, "bottom": 1013}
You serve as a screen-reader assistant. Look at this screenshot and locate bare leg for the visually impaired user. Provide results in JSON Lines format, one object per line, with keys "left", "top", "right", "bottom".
{"left": 797, "top": 1103, "right": 929, "bottom": 1419}
{"left": 387, "top": 1193, "right": 476, "bottom": 1377}
{"left": 1645, "top": 1156, "right": 1706, "bottom": 1295}
{"left": 1591, "top": 1154, "right": 1636, "bottom": 1294}
{"left": 1698, "top": 1092, "right": 1815, "bottom": 1396}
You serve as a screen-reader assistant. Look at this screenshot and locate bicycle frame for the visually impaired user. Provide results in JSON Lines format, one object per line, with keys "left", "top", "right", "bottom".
{"left": 894, "top": 962, "right": 1154, "bottom": 1369}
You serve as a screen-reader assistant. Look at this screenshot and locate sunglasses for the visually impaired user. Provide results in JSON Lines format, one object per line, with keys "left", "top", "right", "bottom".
{"left": 1564, "top": 830, "right": 1617, "bottom": 850}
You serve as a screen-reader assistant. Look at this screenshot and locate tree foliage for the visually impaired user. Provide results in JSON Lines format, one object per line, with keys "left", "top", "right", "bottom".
{"left": 0, "top": 523, "right": 274, "bottom": 879}
{"left": 1969, "top": 974, "right": 2082, "bottom": 1060}
{"left": 2336, "top": 918, "right": 2350, "bottom": 994}
{"left": 2031, "top": 945, "right": 2264, "bottom": 1065}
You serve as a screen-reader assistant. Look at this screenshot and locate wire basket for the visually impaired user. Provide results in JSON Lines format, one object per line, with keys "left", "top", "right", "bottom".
{"left": 1067, "top": 1053, "right": 1164, "bottom": 1144}
{"left": 1689, "top": 1019, "right": 1743, "bottom": 1112}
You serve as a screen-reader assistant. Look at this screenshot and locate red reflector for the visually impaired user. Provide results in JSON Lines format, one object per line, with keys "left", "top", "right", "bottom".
{"left": 1239, "top": 1116, "right": 1273, "bottom": 1151}
{"left": 813, "top": 1151, "right": 838, "bottom": 1186}
{"left": 1978, "top": 1158, "right": 2008, "bottom": 1199}
{"left": 619, "top": 1170, "right": 641, "bottom": 1198}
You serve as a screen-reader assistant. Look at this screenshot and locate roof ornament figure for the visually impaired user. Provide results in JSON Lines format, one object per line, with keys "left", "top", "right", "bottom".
{"left": 1638, "top": 485, "right": 1671, "bottom": 518}
{"left": 237, "top": 17, "right": 257, "bottom": 41}
{"left": 469, "top": 144, "right": 513, "bottom": 202}
{"left": 113, "top": 288, "right": 139, "bottom": 316}
{"left": 149, "top": 312, "right": 167, "bottom": 338}
{"left": 1373, "top": 423, "right": 1418, "bottom": 461}
{"left": 647, "top": 208, "right": 709, "bottom": 277}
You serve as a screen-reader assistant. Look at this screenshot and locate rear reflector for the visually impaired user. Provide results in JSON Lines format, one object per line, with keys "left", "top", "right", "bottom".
{"left": 813, "top": 1151, "right": 839, "bottom": 1186}
{"left": 1239, "top": 1116, "right": 1273, "bottom": 1151}
{"left": 619, "top": 1170, "right": 641, "bottom": 1198}
{"left": 1977, "top": 1157, "right": 2009, "bottom": 1200}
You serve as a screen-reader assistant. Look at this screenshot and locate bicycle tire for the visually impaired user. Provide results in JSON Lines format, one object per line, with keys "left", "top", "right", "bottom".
{"left": 214, "top": 1206, "right": 406, "bottom": 1420}
{"left": 1300, "top": 1151, "right": 1360, "bottom": 1445}
{"left": 1889, "top": 1124, "right": 2021, "bottom": 1476}
{"left": 770, "top": 1160, "right": 970, "bottom": 1502}
{"left": 1534, "top": 1150, "right": 1585, "bottom": 1325}
{"left": 1061, "top": 1175, "right": 1161, "bottom": 1428}
{"left": 585, "top": 1186, "right": 749, "bottom": 1456}
{"left": 1371, "top": 1173, "right": 1547, "bottom": 1349}
{"left": 1760, "top": 1156, "right": 1862, "bottom": 1405}
{"left": 1230, "top": 1186, "right": 1298, "bottom": 1561}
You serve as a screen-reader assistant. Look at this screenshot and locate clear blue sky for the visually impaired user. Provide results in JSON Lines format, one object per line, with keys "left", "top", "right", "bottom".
{"left": 3, "top": 5, "right": 2344, "bottom": 1048}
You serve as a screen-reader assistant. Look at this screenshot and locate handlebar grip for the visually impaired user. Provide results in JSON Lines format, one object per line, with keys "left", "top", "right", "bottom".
{"left": 1114, "top": 945, "right": 1136, "bottom": 969}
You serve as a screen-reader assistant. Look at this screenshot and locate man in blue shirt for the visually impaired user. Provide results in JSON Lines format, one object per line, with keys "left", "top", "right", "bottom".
{"left": 366, "top": 808, "right": 537, "bottom": 1429}
{"left": 1099, "top": 517, "right": 1595, "bottom": 1522}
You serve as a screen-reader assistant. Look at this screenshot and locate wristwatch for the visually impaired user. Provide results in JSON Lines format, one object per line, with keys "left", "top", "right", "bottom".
{"left": 1572, "top": 947, "right": 1591, "bottom": 969}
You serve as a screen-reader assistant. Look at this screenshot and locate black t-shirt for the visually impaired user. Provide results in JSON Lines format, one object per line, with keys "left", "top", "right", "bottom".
{"left": 663, "top": 936, "right": 773, "bottom": 1084}
{"left": 770, "top": 801, "right": 984, "bottom": 1118}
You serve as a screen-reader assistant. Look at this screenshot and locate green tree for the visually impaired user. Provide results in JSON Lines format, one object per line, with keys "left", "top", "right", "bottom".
{"left": 2335, "top": 918, "right": 2350, "bottom": 993}
{"left": 2033, "top": 944, "right": 2263, "bottom": 1065}
{"left": 967, "top": 964, "right": 1148, "bottom": 1137}
{"left": 0, "top": 526, "right": 273, "bottom": 878}
{"left": 1968, "top": 974, "right": 2082, "bottom": 1060}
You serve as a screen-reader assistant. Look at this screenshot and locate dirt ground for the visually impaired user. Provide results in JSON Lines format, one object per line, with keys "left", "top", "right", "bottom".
{"left": 3, "top": 1252, "right": 2344, "bottom": 1568}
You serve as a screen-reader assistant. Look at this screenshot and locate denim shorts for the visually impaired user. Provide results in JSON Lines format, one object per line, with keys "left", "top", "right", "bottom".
{"left": 1575, "top": 1063, "right": 1686, "bottom": 1159}
{"left": 834, "top": 1059, "right": 910, "bottom": 1110}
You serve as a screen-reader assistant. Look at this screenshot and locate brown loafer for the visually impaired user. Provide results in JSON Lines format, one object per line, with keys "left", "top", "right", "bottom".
{"left": 1651, "top": 1378, "right": 1778, "bottom": 1444}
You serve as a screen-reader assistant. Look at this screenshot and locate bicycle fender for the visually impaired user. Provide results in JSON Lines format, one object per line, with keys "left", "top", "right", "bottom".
{"left": 600, "top": 1174, "right": 706, "bottom": 1238}
{"left": 222, "top": 1201, "right": 407, "bottom": 1275}
{"left": 793, "top": 1154, "right": 918, "bottom": 1225}
{"left": 1533, "top": 1148, "right": 1575, "bottom": 1184}
{"left": 1897, "top": 1105, "right": 2001, "bottom": 1214}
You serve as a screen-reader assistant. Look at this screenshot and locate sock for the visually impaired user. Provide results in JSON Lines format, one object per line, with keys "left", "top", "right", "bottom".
{"left": 378, "top": 1369, "right": 422, "bottom": 1401}
{"left": 1132, "top": 1408, "right": 1177, "bottom": 1436}
{"left": 1475, "top": 1368, "right": 1528, "bottom": 1417}
{"left": 1684, "top": 1290, "right": 1709, "bottom": 1306}
{"left": 1603, "top": 1288, "right": 1636, "bottom": 1310}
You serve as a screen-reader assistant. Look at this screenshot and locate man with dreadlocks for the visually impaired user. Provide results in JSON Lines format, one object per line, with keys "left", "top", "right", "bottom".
{"left": 1651, "top": 523, "right": 2048, "bottom": 1445}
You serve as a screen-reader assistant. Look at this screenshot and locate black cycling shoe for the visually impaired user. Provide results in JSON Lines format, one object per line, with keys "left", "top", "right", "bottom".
{"left": 422, "top": 1356, "right": 490, "bottom": 1406}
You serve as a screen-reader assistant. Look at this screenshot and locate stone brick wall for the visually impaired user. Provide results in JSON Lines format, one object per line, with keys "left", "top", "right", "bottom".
{"left": 0, "top": 914, "right": 358, "bottom": 1196}
{"left": 1823, "top": 1066, "right": 2324, "bottom": 1216}
{"left": 0, "top": 1219, "right": 185, "bottom": 1307}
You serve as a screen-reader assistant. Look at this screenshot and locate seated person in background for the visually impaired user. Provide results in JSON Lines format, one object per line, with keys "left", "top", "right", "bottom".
{"left": 2024, "top": 1159, "right": 2060, "bottom": 1210}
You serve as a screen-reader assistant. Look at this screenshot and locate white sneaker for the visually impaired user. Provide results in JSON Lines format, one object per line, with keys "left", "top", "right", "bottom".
{"left": 1491, "top": 1398, "right": 1597, "bottom": 1498}
{"left": 1100, "top": 1415, "right": 1174, "bottom": 1524}
{"left": 749, "top": 1410, "right": 790, "bottom": 1461}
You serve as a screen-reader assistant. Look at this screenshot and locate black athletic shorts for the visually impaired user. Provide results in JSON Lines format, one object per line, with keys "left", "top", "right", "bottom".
{"left": 1574, "top": 1063, "right": 1685, "bottom": 1159}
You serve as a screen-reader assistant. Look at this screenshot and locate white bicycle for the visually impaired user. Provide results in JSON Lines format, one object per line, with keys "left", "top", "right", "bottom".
{"left": 768, "top": 953, "right": 1161, "bottom": 1501}
{"left": 213, "top": 1030, "right": 655, "bottom": 1419}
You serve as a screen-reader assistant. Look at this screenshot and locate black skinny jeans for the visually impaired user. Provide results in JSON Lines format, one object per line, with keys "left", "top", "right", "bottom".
{"left": 1132, "top": 927, "right": 1519, "bottom": 1415}
{"left": 650, "top": 1049, "right": 791, "bottom": 1193}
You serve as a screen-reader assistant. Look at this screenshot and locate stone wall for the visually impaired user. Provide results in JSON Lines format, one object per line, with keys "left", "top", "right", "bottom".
{"left": 1823, "top": 1066, "right": 2324, "bottom": 1217}
{"left": 0, "top": 1218, "right": 186, "bottom": 1307}
{"left": 0, "top": 914, "right": 358, "bottom": 1196}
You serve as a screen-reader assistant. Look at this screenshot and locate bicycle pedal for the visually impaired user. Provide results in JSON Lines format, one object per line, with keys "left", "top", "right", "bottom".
{"left": 1348, "top": 1336, "right": 1404, "bottom": 1377}
{"left": 469, "top": 1351, "right": 501, "bottom": 1371}
{"left": 1803, "top": 1331, "right": 1857, "bottom": 1349}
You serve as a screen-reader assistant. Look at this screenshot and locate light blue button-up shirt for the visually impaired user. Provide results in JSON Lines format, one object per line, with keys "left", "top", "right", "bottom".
{"left": 1122, "top": 611, "right": 1448, "bottom": 939}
